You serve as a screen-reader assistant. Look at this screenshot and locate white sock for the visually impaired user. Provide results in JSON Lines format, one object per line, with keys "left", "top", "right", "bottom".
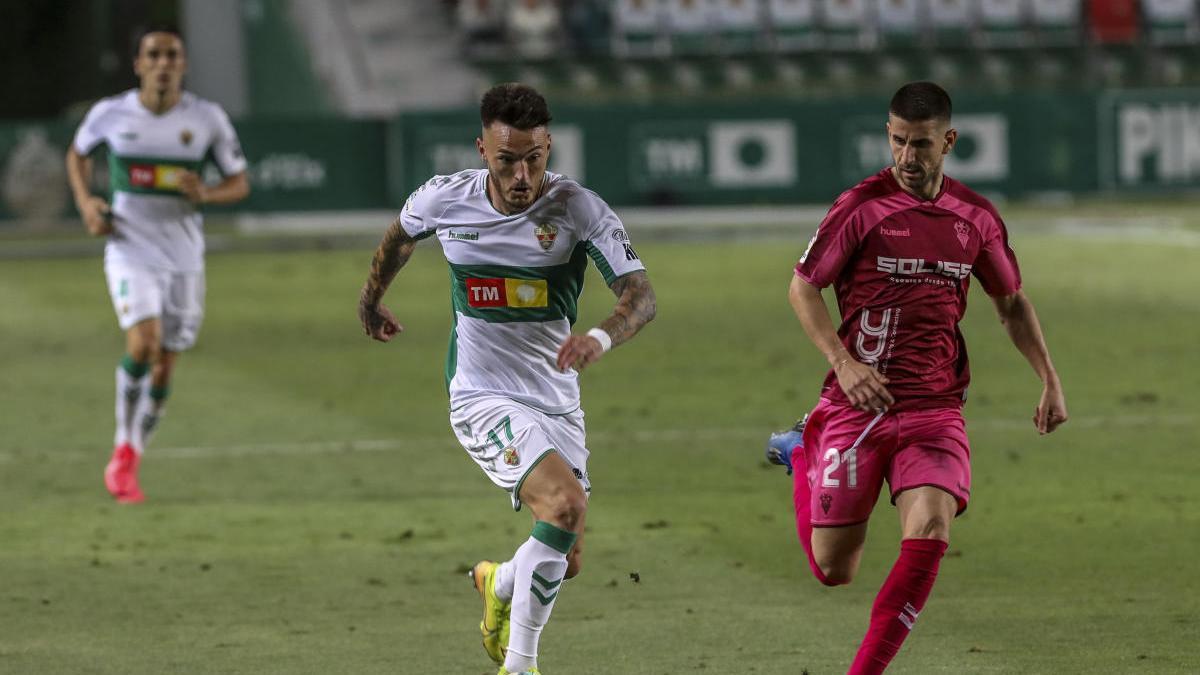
{"left": 114, "top": 360, "right": 147, "bottom": 449}
{"left": 130, "top": 380, "right": 170, "bottom": 454}
{"left": 503, "top": 521, "right": 576, "bottom": 673}
{"left": 131, "top": 392, "right": 167, "bottom": 454}
{"left": 495, "top": 560, "right": 516, "bottom": 602}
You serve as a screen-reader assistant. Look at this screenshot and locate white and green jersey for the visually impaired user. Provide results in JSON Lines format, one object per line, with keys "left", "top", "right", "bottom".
{"left": 72, "top": 89, "right": 247, "bottom": 272}
{"left": 401, "top": 169, "right": 645, "bottom": 415}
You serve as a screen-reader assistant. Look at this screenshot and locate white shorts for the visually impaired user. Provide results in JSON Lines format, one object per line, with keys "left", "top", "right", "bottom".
{"left": 104, "top": 259, "right": 205, "bottom": 352}
{"left": 450, "top": 395, "right": 591, "bottom": 511}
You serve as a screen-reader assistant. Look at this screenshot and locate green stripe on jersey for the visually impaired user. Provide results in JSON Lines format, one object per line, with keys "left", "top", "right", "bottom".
{"left": 108, "top": 154, "right": 206, "bottom": 196}
{"left": 583, "top": 241, "right": 617, "bottom": 285}
{"left": 448, "top": 243, "right": 588, "bottom": 324}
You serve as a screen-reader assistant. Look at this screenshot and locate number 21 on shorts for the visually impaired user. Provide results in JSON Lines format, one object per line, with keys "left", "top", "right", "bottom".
{"left": 822, "top": 447, "right": 858, "bottom": 488}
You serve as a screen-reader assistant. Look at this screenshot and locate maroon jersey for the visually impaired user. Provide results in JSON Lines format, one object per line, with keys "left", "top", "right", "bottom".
{"left": 795, "top": 168, "right": 1022, "bottom": 410}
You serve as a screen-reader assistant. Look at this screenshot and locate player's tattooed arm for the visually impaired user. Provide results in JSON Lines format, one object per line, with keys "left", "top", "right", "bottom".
{"left": 555, "top": 270, "right": 656, "bottom": 372}
{"left": 600, "top": 270, "right": 657, "bottom": 349}
{"left": 358, "top": 216, "right": 418, "bottom": 342}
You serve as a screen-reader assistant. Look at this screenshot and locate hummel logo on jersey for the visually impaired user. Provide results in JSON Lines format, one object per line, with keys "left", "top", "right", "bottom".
{"left": 877, "top": 256, "right": 972, "bottom": 280}
{"left": 447, "top": 230, "right": 479, "bottom": 241}
{"left": 118, "top": 131, "right": 138, "bottom": 140}
{"left": 881, "top": 227, "right": 911, "bottom": 237}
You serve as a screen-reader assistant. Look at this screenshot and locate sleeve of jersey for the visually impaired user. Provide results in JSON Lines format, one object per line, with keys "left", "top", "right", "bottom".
{"left": 72, "top": 101, "right": 111, "bottom": 156}
{"left": 581, "top": 197, "right": 645, "bottom": 285}
{"left": 794, "top": 200, "right": 862, "bottom": 288}
{"left": 973, "top": 216, "right": 1023, "bottom": 296}
{"left": 397, "top": 178, "right": 445, "bottom": 241}
{"left": 208, "top": 105, "right": 248, "bottom": 176}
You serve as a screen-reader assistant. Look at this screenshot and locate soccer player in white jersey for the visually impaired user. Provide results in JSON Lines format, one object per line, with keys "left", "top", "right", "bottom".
{"left": 65, "top": 26, "right": 250, "bottom": 503}
{"left": 358, "top": 83, "right": 656, "bottom": 675}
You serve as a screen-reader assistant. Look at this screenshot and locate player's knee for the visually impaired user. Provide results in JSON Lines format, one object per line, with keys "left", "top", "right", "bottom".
{"left": 814, "top": 555, "right": 857, "bottom": 586}
{"left": 906, "top": 514, "right": 952, "bottom": 542}
{"left": 565, "top": 547, "right": 583, "bottom": 579}
{"left": 817, "top": 564, "right": 855, "bottom": 586}
{"left": 543, "top": 489, "right": 587, "bottom": 532}
{"left": 126, "top": 325, "right": 162, "bottom": 363}
{"left": 127, "top": 342, "right": 157, "bottom": 364}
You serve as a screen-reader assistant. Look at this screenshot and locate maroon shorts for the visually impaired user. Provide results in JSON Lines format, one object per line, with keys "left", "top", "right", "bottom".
{"left": 794, "top": 398, "right": 972, "bottom": 527}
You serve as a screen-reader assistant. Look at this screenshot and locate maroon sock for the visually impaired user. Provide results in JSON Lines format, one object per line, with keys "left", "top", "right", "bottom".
{"left": 791, "top": 449, "right": 836, "bottom": 585}
{"left": 848, "top": 538, "right": 948, "bottom": 675}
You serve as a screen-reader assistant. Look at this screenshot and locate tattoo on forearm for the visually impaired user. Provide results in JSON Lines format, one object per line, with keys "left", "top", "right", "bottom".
{"left": 599, "top": 271, "right": 656, "bottom": 348}
{"left": 360, "top": 217, "right": 417, "bottom": 308}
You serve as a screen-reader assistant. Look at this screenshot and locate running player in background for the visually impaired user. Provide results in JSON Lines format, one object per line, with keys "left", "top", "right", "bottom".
{"left": 772, "top": 81, "right": 1067, "bottom": 673}
{"left": 358, "top": 83, "right": 655, "bottom": 675}
{"left": 65, "top": 26, "right": 250, "bottom": 503}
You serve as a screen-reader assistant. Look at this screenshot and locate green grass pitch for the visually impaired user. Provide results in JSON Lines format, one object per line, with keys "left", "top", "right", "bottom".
{"left": 0, "top": 229, "right": 1197, "bottom": 673}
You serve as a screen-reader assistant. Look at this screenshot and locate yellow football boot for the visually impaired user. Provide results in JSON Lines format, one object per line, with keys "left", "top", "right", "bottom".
{"left": 469, "top": 560, "right": 511, "bottom": 664}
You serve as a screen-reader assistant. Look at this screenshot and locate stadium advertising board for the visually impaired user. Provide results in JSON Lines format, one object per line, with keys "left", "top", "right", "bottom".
{"left": 841, "top": 113, "right": 1010, "bottom": 186}
{"left": 0, "top": 118, "right": 389, "bottom": 225}
{"left": 629, "top": 119, "right": 798, "bottom": 192}
{"left": 409, "top": 122, "right": 585, "bottom": 188}
{"left": 1100, "top": 88, "right": 1200, "bottom": 189}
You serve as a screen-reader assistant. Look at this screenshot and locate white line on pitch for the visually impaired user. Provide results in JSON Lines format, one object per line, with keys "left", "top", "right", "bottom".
{"left": 0, "top": 413, "right": 1193, "bottom": 463}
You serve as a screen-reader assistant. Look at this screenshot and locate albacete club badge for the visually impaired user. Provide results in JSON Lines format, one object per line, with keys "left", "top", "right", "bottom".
{"left": 534, "top": 222, "right": 558, "bottom": 251}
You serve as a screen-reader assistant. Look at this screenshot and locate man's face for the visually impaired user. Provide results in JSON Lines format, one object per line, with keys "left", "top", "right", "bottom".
{"left": 478, "top": 122, "right": 551, "bottom": 214}
{"left": 134, "top": 33, "right": 186, "bottom": 95}
{"left": 887, "top": 114, "right": 956, "bottom": 195}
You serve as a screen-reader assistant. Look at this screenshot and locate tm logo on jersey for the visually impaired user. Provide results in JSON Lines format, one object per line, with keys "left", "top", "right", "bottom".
{"left": 876, "top": 256, "right": 972, "bottom": 280}
{"left": 466, "top": 278, "right": 549, "bottom": 308}
{"left": 129, "top": 164, "right": 185, "bottom": 190}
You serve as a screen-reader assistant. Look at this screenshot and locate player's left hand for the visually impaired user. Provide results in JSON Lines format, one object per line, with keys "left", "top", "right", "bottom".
{"left": 556, "top": 334, "right": 604, "bottom": 372}
{"left": 1034, "top": 381, "right": 1068, "bottom": 435}
{"left": 178, "top": 171, "right": 209, "bottom": 204}
{"left": 359, "top": 301, "right": 403, "bottom": 342}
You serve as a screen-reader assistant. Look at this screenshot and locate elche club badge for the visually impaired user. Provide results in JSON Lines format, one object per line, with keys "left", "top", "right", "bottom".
{"left": 180, "top": 129, "right": 193, "bottom": 146}
{"left": 502, "top": 446, "right": 520, "bottom": 466}
{"left": 534, "top": 222, "right": 558, "bottom": 251}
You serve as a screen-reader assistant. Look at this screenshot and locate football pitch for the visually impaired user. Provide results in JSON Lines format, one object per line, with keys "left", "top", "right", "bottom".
{"left": 1, "top": 222, "right": 1197, "bottom": 673}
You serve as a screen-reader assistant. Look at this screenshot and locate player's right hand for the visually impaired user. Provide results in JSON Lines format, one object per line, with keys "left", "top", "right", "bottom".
{"left": 359, "top": 301, "right": 403, "bottom": 342}
{"left": 834, "top": 359, "right": 894, "bottom": 413}
{"left": 79, "top": 196, "right": 113, "bottom": 236}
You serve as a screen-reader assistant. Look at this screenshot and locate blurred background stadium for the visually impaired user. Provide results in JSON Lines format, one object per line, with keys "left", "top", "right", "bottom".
{"left": 2, "top": 1, "right": 1199, "bottom": 673}
{"left": 4, "top": 0, "right": 1200, "bottom": 231}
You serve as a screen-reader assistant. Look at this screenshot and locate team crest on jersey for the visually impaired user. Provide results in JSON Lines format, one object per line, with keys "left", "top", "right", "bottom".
{"left": 954, "top": 220, "right": 971, "bottom": 250}
{"left": 534, "top": 222, "right": 558, "bottom": 251}
{"left": 180, "top": 129, "right": 193, "bottom": 146}
{"left": 502, "top": 446, "right": 520, "bottom": 466}
{"left": 820, "top": 493, "right": 833, "bottom": 514}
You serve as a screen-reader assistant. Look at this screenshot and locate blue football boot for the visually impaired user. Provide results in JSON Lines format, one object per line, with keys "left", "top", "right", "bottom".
{"left": 766, "top": 416, "right": 807, "bottom": 476}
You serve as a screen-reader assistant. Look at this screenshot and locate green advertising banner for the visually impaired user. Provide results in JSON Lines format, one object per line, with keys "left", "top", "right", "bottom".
{"left": 2, "top": 88, "right": 1196, "bottom": 226}
{"left": 0, "top": 122, "right": 78, "bottom": 225}
{"left": 218, "top": 118, "right": 389, "bottom": 211}
{"left": 0, "top": 117, "right": 389, "bottom": 225}
{"left": 1099, "top": 88, "right": 1200, "bottom": 190}
{"left": 390, "top": 92, "right": 1104, "bottom": 207}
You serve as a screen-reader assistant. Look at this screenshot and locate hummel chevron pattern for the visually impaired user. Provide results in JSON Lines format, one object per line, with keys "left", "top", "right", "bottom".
{"left": 529, "top": 571, "right": 562, "bottom": 606}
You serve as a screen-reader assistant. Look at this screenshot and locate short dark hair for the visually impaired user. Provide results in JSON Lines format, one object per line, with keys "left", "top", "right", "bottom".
{"left": 480, "top": 83, "right": 552, "bottom": 130}
{"left": 889, "top": 82, "right": 952, "bottom": 123}
{"left": 132, "top": 24, "right": 185, "bottom": 58}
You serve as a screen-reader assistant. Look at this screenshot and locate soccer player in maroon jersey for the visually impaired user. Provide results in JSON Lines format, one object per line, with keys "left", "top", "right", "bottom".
{"left": 781, "top": 82, "right": 1068, "bottom": 673}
